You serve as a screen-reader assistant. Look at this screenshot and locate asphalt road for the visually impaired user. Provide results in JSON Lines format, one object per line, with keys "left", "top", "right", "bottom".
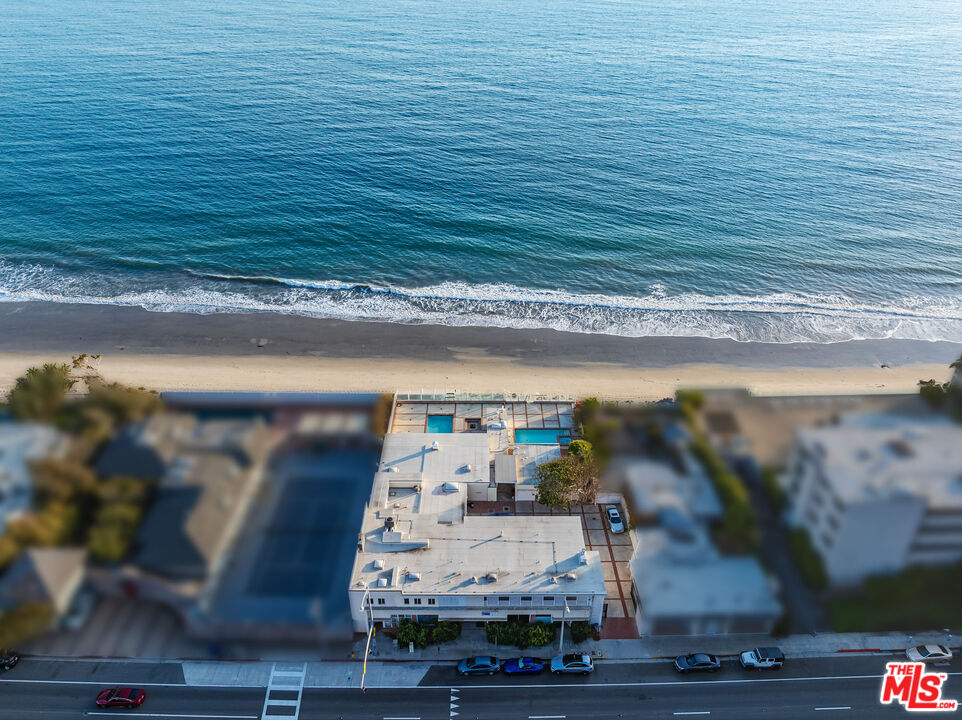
{"left": 1, "top": 655, "right": 959, "bottom": 720}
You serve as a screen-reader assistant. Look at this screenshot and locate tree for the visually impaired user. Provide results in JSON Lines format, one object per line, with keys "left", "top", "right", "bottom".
{"left": 7, "top": 363, "right": 75, "bottom": 421}
{"left": 535, "top": 457, "right": 578, "bottom": 508}
{"left": 535, "top": 452, "right": 599, "bottom": 508}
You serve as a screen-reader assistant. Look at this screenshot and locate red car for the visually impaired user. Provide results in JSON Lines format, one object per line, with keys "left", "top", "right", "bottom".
{"left": 95, "top": 687, "right": 146, "bottom": 708}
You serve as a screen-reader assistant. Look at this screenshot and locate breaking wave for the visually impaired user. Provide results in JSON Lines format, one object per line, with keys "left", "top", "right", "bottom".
{"left": 2, "top": 259, "right": 961, "bottom": 344}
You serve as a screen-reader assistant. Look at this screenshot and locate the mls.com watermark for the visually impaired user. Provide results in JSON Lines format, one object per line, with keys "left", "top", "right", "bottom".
{"left": 880, "top": 662, "right": 958, "bottom": 712}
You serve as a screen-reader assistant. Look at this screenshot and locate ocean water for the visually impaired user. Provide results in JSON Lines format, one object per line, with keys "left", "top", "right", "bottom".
{"left": 1, "top": 0, "right": 961, "bottom": 343}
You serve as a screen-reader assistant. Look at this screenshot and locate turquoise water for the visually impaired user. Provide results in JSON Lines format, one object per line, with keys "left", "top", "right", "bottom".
{"left": 515, "top": 429, "right": 572, "bottom": 445}
{"left": 1, "top": 0, "right": 962, "bottom": 343}
{"left": 426, "top": 415, "right": 454, "bottom": 433}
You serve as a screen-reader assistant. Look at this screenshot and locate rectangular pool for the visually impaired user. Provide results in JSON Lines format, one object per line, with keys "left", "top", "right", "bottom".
{"left": 514, "top": 428, "right": 573, "bottom": 444}
{"left": 426, "top": 415, "right": 454, "bottom": 433}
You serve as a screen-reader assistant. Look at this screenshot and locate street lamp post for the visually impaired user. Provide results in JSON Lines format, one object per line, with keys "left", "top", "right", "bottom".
{"left": 558, "top": 602, "right": 570, "bottom": 652}
{"left": 359, "top": 589, "right": 376, "bottom": 691}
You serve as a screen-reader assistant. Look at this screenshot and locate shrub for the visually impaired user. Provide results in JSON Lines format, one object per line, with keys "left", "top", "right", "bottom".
{"left": 569, "top": 620, "right": 592, "bottom": 644}
{"left": 522, "top": 622, "right": 555, "bottom": 647}
{"left": 0, "top": 603, "right": 55, "bottom": 648}
{"left": 566, "top": 439, "right": 593, "bottom": 460}
{"left": 32, "top": 458, "right": 97, "bottom": 506}
{"left": 789, "top": 528, "right": 828, "bottom": 591}
{"left": 676, "top": 389, "right": 705, "bottom": 410}
{"left": 430, "top": 621, "right": 462, "bottom": 644}
{"left": 87, "top": 501, "right": 143, "bottom": 563}
{"left": 574, "top": 398, "right": 600, "bottom": 427}
{"left": 690, "top": 436, "right": 758, "bottom": 552}
{"left": 0, "top": 535, "right": 20, "bottom": 572}
{"left": 919, "top": 382, "right": 948, "bottom": 409}
{"left": 396, "top": 619, "right": 429, "bottom": 648}
{"left": 487, "top": 621, "right": 555, "bottom": 648}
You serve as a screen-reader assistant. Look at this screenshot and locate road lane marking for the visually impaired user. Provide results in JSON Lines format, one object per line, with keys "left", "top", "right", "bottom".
{"left": 419, "top": 671, "right": 962, "bottom": 689}
{"left": 261, "top": 662, "right": 306, "bottom": 720}
{"left": 86, "top": 714, "right": 256, "bottom": 719}
{"left": 815, "top": 708, "right": 852, "bottom": 712}
{"left": 529, "top": 716, "right": 566, "bottom": 718}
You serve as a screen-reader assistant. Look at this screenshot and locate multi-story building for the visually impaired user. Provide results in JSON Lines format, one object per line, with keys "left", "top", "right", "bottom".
{"left": 783, "top": 423, "right": 962, "bottom": 585}
{"left": 349, "top": 395, "right": 606, "bottom": 633}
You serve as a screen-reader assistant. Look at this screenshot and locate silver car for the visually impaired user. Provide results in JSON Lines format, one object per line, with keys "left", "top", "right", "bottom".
{"left": 906, "top": 645, "right": 953, "bottom": 663}
{"left": 605, "top": 505, "right": 625, "bottom": 534}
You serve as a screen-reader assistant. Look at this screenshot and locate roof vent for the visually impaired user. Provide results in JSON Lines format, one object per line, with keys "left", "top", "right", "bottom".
{"left": 469, "top": 576, "right": 478, "bottom": 584}
{"left": 463, "top": 463, "right": 473, "bottom": 472}
{"left": 377, "top": 577, "right": 388, "bottom": 587}
{"left": 373, "top": 559, "right": 384, "bottom": 570}
{"left": 407, "top": 571, "right": 421, "bottom": 581}
{"left": 579, "top": 549, "right": 588, "bottom": 565}
{"left": 384, "top": 517, "right": 395, "bottom": 532}
{"left": 564, "top": 572, "right": 577, "bottom": 581}
{"left": 486, "top": 572, "right": 498, "bottom": 583}
{"left": 431, "top": 440, "right": 440, "bottom": 451}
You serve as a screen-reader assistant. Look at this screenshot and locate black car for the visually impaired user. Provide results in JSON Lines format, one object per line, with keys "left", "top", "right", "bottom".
{"left": 673, "top": 653, "right": 721, "bottom": 673}
{"left": 0, "top": 649, "right": 20, "bottom": 670}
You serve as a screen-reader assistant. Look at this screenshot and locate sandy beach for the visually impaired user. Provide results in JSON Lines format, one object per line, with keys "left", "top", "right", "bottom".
{"left": 0, "top": 302, "right": 958, "bottom": 400}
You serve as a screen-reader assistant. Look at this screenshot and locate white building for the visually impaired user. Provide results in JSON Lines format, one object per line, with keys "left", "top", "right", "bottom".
{"left": 783, "top": 423, "right": 962, "bottom": 585}
{"left": 630, "top": 527, "right": 781, "bottom": 635}
{"left": 0, "top": 423, "right": 66, "bottom": 532}
{"left": 349, "top": 431, "right": 606, "bottom": 632}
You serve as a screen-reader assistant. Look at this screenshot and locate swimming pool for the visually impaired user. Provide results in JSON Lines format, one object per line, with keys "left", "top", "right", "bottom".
{"left": 514, "top": 428, "right": 573, "bottom": 444}
{"left": 426, "top": 415, "right": 454, "bottom": 433}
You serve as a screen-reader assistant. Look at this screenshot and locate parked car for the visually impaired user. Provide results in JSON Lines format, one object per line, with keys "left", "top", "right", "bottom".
{"left": 674, "top": 653, "right": 721, "bottom": 673}
{"left": 906, "top": 645, "right": 953, "bottom": 663}
{"left": 550, "top": 653, "right": 594, "bottom": 675}
{"left": 605, "top": 505, "right": 625, "bottom": 534}
{"left": 457, "top": 656, "right": 501, "bottom": 676}
{"left": 739, "top": 647, "right": 784, "bottom": 670}
{"left": 0, "top": 649, "right": 20, "bottom": 670}
{"left": 503, "top": 657, "right": 545, "bottom": 675}
{"left": 95, "top": 687, "right": 146, "bottom": 708}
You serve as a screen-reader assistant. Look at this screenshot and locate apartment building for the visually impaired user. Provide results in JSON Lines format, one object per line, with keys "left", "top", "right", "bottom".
{"left": 783, "top": 422, "right": 962, "bottom": 585}
{"left": 349, "top": 396, "right": 606, "bottom": 633}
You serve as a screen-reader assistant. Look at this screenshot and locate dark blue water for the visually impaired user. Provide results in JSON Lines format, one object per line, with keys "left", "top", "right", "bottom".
{"left": 2, "top": 0, "right": 961, "bottom": 343}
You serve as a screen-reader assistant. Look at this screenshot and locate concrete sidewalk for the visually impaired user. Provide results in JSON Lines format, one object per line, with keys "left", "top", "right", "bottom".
{"left": 354, "top": 627, "right": 959, "bottom": 662}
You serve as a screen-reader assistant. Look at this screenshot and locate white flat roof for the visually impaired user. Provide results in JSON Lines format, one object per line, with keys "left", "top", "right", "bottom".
{"left": 630, "top": 528, "right": 780, "bottom": 617}
{"left": 796, "top": 424, "right": 962, "bottom": 507}
{"left": 352, "top": 426, "right": 604, "bottom": 598}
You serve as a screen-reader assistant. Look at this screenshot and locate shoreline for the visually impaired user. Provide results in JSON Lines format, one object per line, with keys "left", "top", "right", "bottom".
{"left": 0, "top": 301, "right": 958, "bottom": 400}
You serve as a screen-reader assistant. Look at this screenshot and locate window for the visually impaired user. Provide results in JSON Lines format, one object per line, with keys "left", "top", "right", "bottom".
{"left": 377, "top": 598, "right": 386, "bottom": 605}
{"left": 403, "top": 598, "right": 410, "bottom": 605}
{"left": 566, "top": 596, "right": 577, "bottom": 602}
{"left": 414, "top": 598, "right": 422, "bottom": 605}
{"left": 543, "top": 596, "right": 555, "bottom": 603}
{"left": 427, "top": 598, "right": 436, "bottom": 605}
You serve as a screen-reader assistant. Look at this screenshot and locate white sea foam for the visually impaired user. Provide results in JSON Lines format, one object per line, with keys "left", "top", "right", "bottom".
{"left": 2, "top": 260, "right": 961, "bottom": 344}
